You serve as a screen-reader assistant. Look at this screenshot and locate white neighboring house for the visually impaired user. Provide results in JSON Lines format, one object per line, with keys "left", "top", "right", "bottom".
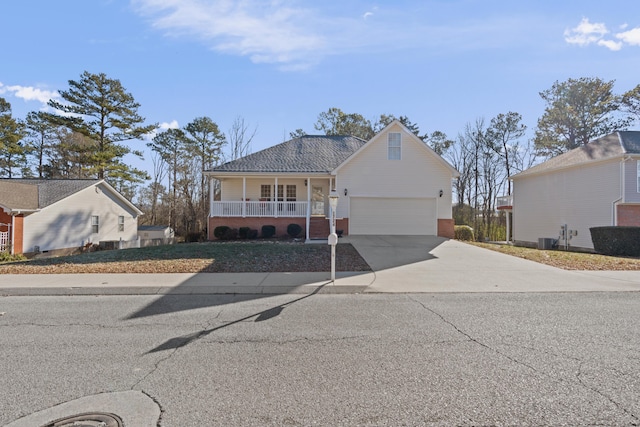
{"left": 0, "top": 179, "right": 143, "bottom": 256}
{"left": 509, "top": 131, "right": 640, "bottom": 251}
{"left": 205, "top": 120, "right": 460, "bottom": 241}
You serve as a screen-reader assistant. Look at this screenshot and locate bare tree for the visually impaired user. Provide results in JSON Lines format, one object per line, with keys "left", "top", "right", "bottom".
{"left": 225, "top": 116, "right": 256, "bottom": 161}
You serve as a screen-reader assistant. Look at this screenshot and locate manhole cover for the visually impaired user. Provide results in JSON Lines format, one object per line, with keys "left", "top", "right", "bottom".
{"left": 41, "top": 412, "right": 123, "bottom": 427}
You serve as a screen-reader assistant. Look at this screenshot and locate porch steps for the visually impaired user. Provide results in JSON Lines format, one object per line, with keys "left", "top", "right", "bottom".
{"left": 309, "top": 217, "right": 330, "bottom": 239}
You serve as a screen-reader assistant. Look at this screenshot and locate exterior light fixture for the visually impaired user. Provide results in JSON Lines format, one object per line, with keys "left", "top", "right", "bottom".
{"left": 344, "top": 188, "right": 348, "bottom": 196}
{"left": 439, "top": 189, "right": 443, "bottom": 197}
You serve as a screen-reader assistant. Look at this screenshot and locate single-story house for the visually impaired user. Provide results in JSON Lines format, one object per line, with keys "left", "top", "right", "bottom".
{"left": 0, "top": 178, "right": 143, "bottom": 256}
{"left": 509, "top": 131, "right": 640, "bottom": 251}
{"left": 205, "top": 120, "right": 460, "bottom": 241}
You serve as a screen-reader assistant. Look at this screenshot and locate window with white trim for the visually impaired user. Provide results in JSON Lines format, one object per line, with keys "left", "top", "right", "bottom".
{"left": 388, "top": 132, "right": 401, "bottom": 160}
{"left": 118, "top": 216, "right": 125, "bottom": 232}
{"left": 260, "top": 184, "right": 271, "bottom": 199}
{"left": 286, "top": 185, "right": 296, "bottom": 201}
{"left": 91, "top": 215, "right": 99, "bottom": 234}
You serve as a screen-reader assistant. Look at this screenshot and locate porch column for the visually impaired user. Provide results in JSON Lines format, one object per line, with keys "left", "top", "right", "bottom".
{"left": 274, "top": 177, "right": 278, "bottom": 218}
{"left": 209, "top": 177, "right": 214, "bottom": 218}
{"left": 306, "top": 177, "right": 311, "bottom": 242}
{"left": 242, "top": 177, "right": 247, "bottom": 218}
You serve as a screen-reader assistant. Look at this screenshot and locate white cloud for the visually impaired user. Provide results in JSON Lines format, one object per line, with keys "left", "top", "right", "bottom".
{"left": 598, "top": 39, "right": 623, "bottom": 51}
{"left": 0, "top": 82, "right": 58, "bottom": 105}
{"left": 564, "top": 18, "right": 609, "bottom": 46}
{"left": 565, "top": 17, "right": 640, "bottom": 51}
{"left": 133, "top": 0, "right": 326, "bottom": 69}
{"left": 159, "top": 120, "right": 179, "bottom": 130}
{"left": 616, "top": 27, "right": 640, "bottom": 46}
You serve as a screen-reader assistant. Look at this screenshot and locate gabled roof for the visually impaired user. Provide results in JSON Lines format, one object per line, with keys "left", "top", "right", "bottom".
{"left": 512, "top": 131, "right": 640, "bottom": 179}
{"left": 0, "top": 178, "right": 143, "bottom": 215}
{"left": 208, "top": 135, "right": 367, "bottom": 174}
{"left": 334, "top": 120, "right": 461, "bottom": 177}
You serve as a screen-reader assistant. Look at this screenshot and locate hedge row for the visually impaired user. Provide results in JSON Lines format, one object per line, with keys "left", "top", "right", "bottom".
{"left": 213, "top": 224, "right": 303, "bottom": 240}
{"left": 590, "top": 226, "right": 640, "bottom": 256}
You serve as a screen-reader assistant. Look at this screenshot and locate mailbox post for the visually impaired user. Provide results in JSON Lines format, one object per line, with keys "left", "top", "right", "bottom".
{"left": 328, "top": 190, "right": 339, "bottom": 283}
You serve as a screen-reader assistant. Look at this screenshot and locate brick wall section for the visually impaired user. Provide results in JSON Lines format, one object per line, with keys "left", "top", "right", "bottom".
{"left": 617, "top": 205, "right": 640, "bottom": 226}
{"left": 438, "top": 219, "right": 455, "bottom": 239}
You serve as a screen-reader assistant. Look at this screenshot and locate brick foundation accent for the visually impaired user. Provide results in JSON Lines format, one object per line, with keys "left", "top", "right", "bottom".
{"left": 209, "top": 217, "right": 307, "bottom": 240}
{"left": 617, "top": 205, "right": 640, "bottom": 226}
{"left": 208, "top": 217, "right": 351, "bottom": 240}
{"left": 438, "top": 218, "right": 455, "bottom": 239}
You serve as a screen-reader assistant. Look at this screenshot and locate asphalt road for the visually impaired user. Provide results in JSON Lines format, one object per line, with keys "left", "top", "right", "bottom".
{"left": 2, "top": 292, "right": 639, "bottom": 426}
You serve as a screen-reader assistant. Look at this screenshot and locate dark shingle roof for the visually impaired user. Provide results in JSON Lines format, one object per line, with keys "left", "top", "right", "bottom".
{"left": 0, "top": 179, "right": 99, "bottom": 209}
{"left": 210, "top": 135, "right": 367, "bottom": 173}
{"left": 513, "top": 131, "right": 640, "bottom": 179}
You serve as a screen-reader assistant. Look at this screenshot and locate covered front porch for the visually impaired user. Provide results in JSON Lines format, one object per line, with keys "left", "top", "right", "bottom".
{"left": 208, "top": 175, "right": 344, "bottom": 241}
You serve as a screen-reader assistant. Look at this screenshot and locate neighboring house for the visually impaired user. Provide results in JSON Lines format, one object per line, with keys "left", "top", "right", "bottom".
{"left": 205, "top": 120, "right": 460, "bottom": 241}
{"left": 509, "top": 131, "right": 640, "bottom": 251}
{"left": 0, "top": 179, "right": 143, "bottom": 256}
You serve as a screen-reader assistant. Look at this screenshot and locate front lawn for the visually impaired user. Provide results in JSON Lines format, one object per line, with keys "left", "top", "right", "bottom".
{"left": 0, "top": 241, "right": 371, "bottom": 274}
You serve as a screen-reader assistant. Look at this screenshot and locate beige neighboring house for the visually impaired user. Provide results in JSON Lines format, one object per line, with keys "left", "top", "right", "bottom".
{"left": 205, "top": 120, "right": 460, "bottom": 241}
{"left": 0, "top": 179, "right": 142, "bottom": 256}
{"left": 509, "top": 131, "right": 640, "bottom": 251}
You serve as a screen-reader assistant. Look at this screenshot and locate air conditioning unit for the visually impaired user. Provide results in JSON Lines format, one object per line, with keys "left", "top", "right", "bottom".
{"left": 538, "top": 238, "right": 555, "bottom": 250}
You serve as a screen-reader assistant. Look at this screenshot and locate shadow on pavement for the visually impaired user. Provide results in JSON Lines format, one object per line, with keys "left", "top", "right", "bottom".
{"left": 146, "top": 284, "right": 327, "bottom": 353}
{"left": 343, "top": 235, "right": 447, "bottom": 271}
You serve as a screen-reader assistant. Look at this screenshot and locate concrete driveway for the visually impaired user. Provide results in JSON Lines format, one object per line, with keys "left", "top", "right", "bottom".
{"left": 342, "top": 235, "right": 640, "bottom": 293}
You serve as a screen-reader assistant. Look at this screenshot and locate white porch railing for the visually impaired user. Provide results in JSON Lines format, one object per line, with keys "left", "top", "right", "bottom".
{"left": 212, "top": 201, "right": 308, "bottom": 217}
{"left": 0, "top": 231, "right": 8, "bottom": 252}
{"left": 497, "top": 195, "right": 513, "bottom": 209}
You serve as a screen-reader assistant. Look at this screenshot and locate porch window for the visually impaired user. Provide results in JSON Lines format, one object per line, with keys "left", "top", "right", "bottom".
{"left": 118, "top": 216, "right": 124, "bottom": 232}
{"left": 388, "top": 132, "right": 401, "bottom": 160}
{"left": 260, "top": 184, "right": 271, "bottom": 200}
{"left": 91, "top": 215, "right": 99, "bottom": 234}
{"left": 277, "top": 185, "right": 284, "bottom": 201}
{"left": 286, "top": 185, "right": 296, "bottom": 201}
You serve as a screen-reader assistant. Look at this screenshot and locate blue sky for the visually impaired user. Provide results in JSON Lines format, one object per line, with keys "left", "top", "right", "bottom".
{"left": 2, "top": 0, "right": 640, "bottom": 176}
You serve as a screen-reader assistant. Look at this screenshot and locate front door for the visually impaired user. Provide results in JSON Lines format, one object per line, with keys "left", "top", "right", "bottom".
{"left": 311, "top": 186, "right": 325, "bottom": 216}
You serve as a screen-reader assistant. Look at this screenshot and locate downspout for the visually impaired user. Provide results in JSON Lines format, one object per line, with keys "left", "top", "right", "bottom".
{"left": 306, "top": 177, "right": 312, "bottom": 241}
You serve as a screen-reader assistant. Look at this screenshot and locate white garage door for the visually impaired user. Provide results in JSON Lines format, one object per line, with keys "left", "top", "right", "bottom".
{"left": 350, "top": 197, "right": 437, "bottom": 235}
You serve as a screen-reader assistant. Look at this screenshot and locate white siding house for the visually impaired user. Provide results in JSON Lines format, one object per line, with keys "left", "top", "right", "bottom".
{"left": 0, "top": 179, "right": 142, "bottom": 255}
{"left": 205, "top": 120, "right": 460, "bottom": 240}
{"left": 511, "top": 131, "right": 640, "bottom": 251}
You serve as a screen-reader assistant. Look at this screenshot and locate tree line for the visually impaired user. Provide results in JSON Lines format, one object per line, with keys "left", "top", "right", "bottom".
{"left": 1, "top": 72, "right": 639, "bottom": 240}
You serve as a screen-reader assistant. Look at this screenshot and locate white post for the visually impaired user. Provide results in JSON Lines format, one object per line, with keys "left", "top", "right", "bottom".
{"left": 242, "top": 177, "right": 246, "bottom": 218}
{"left": 328, "top": 189, "right": 339, "bottom": 284}
{"left": 506, "top": 210, "right": 511, "bottom": 244}
{"left": 306, "top": 178, "right": 311, "bottom": 242}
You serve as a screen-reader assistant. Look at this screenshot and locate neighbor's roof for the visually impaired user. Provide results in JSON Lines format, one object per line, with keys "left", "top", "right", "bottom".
{"left": 208, "top": 135, "right": 367, "bottom": 174}
{"left": 0, "top": 178, "right": 99, "bottom": 210}
{"left": 512, "top": 131, "right": 640, "bottom": 179}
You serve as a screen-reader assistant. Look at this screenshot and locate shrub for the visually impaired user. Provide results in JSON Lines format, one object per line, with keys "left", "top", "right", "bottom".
{"left": 238, "top": 227, "right": 251, "bottom": 239}
{"left": 287, "top": 223, "right": 303, "bottom": 238}
{"left": 220, "top": 228, "right": 238, "bottom": 240}
{"left": 590, "top": 226, "right": 640, "bottom": 256}
{"left": 0, "top": 252, "right": 26, "bottom": 263}
{"left": 185, "top": 231, "right": 204, "bottom": 242}
{"left": 213, "top": 226, "right": 230, "bottom": 239}
{"left": 247, "top": 229, "right": 259, "bottom": 239}
{"left": 454, "top": 225, "right": 475, "bottom": 241}
{"left": 261, "top": 225, "right": 276, "bottom": 238}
